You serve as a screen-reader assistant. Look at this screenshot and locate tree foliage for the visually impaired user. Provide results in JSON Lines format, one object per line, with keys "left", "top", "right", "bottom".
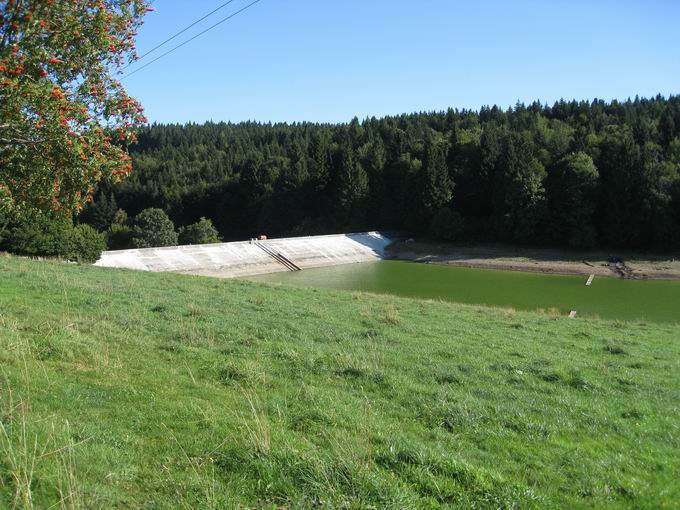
{"left": 0, "top": 212, "right": 105, "bottom": 261}
{"left": 131, "top": 208, "right": 177, "bottom": 248}
{"left": 418, "top": 135, "right": 452, "bottom": 222}
{"left": 3, "top": 212, "right": 73, "bottom": 257}
{"left": 547, "top": 152, "right": 599, "bottom": 247}
{"left": 494, "top": 132, "right": 546, "bottom": 243}
{"left": 78, "top": 95, "right": 680, "bottom": 250}
{"left": 105, "top": 209, "right": 133, "bottom": 250}
{"left": 69, "top": 223, "right": 107, "bottom": 262}
{"left": 178, "top": 217, "right": 220, "bottom": 245}
{"left": 336, "top": 139, "right": 369, "bottom": 227}
{"left": 0, "top": 0, "right": 149, "bottom": 217}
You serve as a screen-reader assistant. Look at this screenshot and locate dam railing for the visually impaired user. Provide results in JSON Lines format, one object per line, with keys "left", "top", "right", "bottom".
{"left": 254, "top": 241, "right": 302, "bottom": 271}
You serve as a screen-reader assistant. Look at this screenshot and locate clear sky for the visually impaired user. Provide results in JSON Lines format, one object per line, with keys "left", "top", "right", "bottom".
{"left": 123, "top": 0, "right": 680, "bottom": 124}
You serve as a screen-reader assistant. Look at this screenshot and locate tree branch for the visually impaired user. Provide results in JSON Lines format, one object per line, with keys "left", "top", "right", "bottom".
{"left": 0, "top": 137, "right": 49, "bottom": 146}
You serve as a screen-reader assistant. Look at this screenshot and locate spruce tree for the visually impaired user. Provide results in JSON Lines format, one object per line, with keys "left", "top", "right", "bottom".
{"left": 336, "top": 143, "right": 369, "bottom": 228}
{"left": 596, "top": 125, "right": 640, "bottom": 247}
{"left": 310, "top": 131, "right": 331, "bottom": 190}
{"left": 546, "top": 152, "right": 599, "bottom": 247}
{"left": 418, "top": 135, "right": 453, "bottom": 217}
{"left": 88, "top": 193, "right": 119, "bottom": 232}
{"left": 495, "top": 132, "right": 547, "bottom": 243}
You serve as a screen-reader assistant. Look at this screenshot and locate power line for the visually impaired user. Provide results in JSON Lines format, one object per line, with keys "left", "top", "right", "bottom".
{"left": 123, "top": 0, "right": 238, "bottom": 70}
{"left": 122, "top": 0, "right": 263, "bottom": 80}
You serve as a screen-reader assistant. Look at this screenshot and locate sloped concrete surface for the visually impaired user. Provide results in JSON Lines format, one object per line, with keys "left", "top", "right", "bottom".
{"left": 94, "top": 232, "right": 392, "bottom": 278}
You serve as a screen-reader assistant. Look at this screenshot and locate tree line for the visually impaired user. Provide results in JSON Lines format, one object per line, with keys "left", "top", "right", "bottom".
{"left": 81, "top": 95, "right": 680, "bottom": 251}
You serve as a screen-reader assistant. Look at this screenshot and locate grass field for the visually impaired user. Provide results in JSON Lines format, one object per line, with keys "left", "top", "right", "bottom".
{"left": 1, "top": 255, "right": 679, "bottom": 509}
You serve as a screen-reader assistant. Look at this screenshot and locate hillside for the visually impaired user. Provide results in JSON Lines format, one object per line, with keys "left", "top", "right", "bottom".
{"left": 83, "top": 95, "right": 680, "bottom": 251}
{"left": 1, "top": 256, "right": 679, "bottom": 508}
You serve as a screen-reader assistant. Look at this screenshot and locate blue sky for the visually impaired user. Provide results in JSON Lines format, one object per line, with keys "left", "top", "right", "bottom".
{"left": 123, "top": 0, "right": 680, "bottom": 124}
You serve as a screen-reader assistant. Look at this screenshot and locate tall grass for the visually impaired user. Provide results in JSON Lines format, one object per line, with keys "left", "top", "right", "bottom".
{"left": 1, "top": 255, "right": 679, "bottom": 508}
{"left": 0, "top": 381, "right": 84, "bottom": 510}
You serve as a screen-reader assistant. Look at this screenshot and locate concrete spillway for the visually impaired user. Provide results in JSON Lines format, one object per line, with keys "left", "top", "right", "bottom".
{"left": 94, "top": 232, "right": 392, "bottom": 278}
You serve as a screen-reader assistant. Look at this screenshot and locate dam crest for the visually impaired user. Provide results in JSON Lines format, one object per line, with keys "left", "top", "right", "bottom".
{"left": 94, "top": 232, "right": 392, "bottom": 278}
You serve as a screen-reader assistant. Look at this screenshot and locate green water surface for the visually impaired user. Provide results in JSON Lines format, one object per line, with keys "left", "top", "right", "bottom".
{"left": 248, "top": 260, "right": 680, "bottom": 323}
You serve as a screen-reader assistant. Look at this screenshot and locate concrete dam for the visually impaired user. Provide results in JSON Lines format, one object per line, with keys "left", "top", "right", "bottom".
{"left": 94, "top": 232, "right": 393, "bottom": 278}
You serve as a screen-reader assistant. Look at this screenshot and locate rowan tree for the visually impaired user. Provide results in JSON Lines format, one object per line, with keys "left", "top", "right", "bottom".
{"left": 0, "top": 0, "right": 151, "bottom": 217}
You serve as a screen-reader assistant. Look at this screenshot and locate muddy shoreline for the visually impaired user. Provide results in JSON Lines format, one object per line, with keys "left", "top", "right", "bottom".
{"left": 388, "top": 251, "right": 680, "bottom": 281}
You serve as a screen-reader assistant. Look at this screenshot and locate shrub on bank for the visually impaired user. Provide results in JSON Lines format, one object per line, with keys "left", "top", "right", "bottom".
{"left": 0, "top": 209, "right": 10, "bottom": 247}
{"left": 178, "top": 217, "right": 220, "bottom": 245}
{"left": 0, "top": 213, "right": 106, "bottom": 262}
{"left": 131, "top": 208, "right": 178, "bottom": 248}
{"left": 107, "top": 223, "right": 134, "bottom": 250}
{"left": 5, "top": 214, "right": 73, "bottom": 257}
{"left": 69, "top": 224, "right": 107, "bottom": 263}
{"left": 104, "top": 209, "right": 134, "bottom": 250}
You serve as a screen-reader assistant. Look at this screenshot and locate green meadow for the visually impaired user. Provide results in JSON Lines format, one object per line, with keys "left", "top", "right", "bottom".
{"left": 1, "top": 256, "right": 679, "bottom": 509}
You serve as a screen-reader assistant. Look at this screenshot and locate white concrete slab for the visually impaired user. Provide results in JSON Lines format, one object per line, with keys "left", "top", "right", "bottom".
{"left": 94, "top": 232, "right": 393, "bottom": 278}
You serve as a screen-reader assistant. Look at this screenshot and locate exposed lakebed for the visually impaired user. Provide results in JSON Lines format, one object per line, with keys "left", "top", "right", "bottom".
{"left": 247, "top": 260, "right": 680, "bottom": 323}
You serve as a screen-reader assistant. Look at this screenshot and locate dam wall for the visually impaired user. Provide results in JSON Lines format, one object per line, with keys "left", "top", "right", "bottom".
{"left": 94, "top": 232, "right": 392, "bottom": 278}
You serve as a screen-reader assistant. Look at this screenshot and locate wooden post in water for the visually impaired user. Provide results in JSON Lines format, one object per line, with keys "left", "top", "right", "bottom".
{"left": 586, "top": 274, "right": 594, "bottom": 286}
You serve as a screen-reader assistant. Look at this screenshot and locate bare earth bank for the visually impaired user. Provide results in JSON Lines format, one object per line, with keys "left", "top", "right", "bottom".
{"left": 387, "top": 241, "right": 680, "bottom": 280}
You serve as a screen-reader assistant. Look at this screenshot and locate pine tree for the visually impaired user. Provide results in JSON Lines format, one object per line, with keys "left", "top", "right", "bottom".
{"left": 418, "top": 135, "right": 453, "bottom": 216}
{"left": 495, "top": 132, "right": 547, "bottom": 243}
{"left": 310, "top": 131, "right": 331, "bottom": 190}
{"left": 90, "top": 193, "right": 119, "bottom": 232}
{"left": 596, "top": 125, "right": 641, "bottom": 247}
{"left": 337, "top": 143, "right": 369, "bottom": 228}
{"left": 546, "top": 152, "right": 599, "bottom": 247}
{"left": 659, "top": 110, "right": 676, "bottom": 148}
{"left": 59, "top": 96, "right": 680, "bottom": 250}
{"left": 287, "top": 138, "right": 309, "bottom": 188}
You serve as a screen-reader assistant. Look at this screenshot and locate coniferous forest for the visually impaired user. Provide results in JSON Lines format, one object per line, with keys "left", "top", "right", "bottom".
{"left": 84, "top": 95, "right": 680, "bottom": 251}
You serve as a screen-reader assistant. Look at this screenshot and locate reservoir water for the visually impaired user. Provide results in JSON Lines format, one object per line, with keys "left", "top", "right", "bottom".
{"left": 247, "top": 260, "right": 680, "bottom": 324}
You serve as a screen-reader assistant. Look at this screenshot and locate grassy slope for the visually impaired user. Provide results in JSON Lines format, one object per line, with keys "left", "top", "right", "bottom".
{"left": 0, "top": 256, "right": 679, "bottom": 509}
